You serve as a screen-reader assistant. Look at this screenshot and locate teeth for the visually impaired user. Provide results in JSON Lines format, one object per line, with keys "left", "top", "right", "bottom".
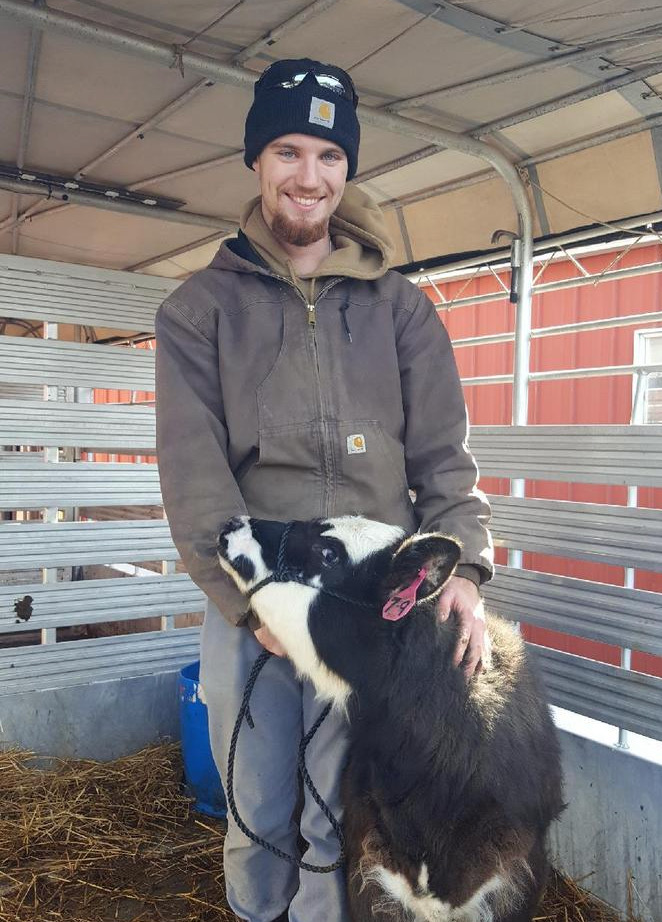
{"left": 290, "top": 196, "right": 320, "bottom": 205}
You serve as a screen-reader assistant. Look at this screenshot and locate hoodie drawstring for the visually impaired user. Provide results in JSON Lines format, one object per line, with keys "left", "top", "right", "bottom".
{"left": 339, "top": 302, "right": 353, "bottom": 343}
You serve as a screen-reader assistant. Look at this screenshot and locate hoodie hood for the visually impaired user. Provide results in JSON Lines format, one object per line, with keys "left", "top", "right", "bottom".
{"left": 211, "top": 185, "right": 396, "bottom": 284}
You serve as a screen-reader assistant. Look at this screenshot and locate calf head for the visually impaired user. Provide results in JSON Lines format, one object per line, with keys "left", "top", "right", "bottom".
{"left": 217, "top": 515, "right": 461, "bottom": 706}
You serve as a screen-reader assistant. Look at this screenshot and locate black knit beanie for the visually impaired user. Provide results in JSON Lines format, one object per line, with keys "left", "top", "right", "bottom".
{"left": 244, "top": 58, "right": 360, "bottom": 180}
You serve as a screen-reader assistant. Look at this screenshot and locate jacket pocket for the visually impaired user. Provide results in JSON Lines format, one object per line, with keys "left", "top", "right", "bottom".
{"left": 239, "top": 421, "right": 324, "bottom": 521}
{"left": 335, "top": 420, "right": 417, "bottom": 533}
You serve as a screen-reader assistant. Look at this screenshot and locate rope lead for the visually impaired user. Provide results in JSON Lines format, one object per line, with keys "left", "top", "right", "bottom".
{"left": 225, "top": 649, "right": 346, "bottom": 873}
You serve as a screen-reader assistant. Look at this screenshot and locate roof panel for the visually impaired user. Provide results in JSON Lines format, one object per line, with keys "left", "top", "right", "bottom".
{"left": 56, "top": 0, "right": 241, "bottom": 47}
{"left": 2, "top": 0, "right": 662, "bottom": 268}
{"left": 14, "top": 204, "right": 211, "bottom": 269}
{"left": 34, "top": 31, "right": 205, "bottom": 123}
{"left": 156, "top": 82, "right": 252, "bottom": 148}
{"left": 477, "top": 0, "right": 662, "bottom": 45}
{"left": 410, "top": 67, "right": 594, "bottom": 133}
{"left": 88, "top": 131, "right": 234, "bottom": 187}
{"left": 25, "top": 100, "right": 137, "bottom": 176}
{"left": 0, "top": 18, "right": 30, "bottom": 95}
{"left": 359, "top": 148, "right": 485, "bottom": 203}
{"left": 141, "top": 157, "right": 257, "bottom": 217}
{"left": 536, "top": 132, "right": 662, "bottom": 234}
{"left": 402, "top": 175, "right": 531, "bottom": 261}
{"left": 500, "top": 90, "right": 647, "bottom": 156}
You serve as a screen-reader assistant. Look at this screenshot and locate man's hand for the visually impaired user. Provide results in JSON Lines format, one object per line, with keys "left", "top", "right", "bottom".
{"left": 437, "top": 575, "right": 488, "bottom": 679}
{"left": 253, "top": 623, "right": 287, "bottom": 657}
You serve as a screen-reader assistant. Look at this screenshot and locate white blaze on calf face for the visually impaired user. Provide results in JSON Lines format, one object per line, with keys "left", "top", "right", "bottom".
{"left": 217, "top": 517, "right": 269, "bottom": 593}
{"left": 321, "top": 515, "right": 405, "bottom": 565}
{"left": 252, "top": 582, "right": 352, "bottom": 710}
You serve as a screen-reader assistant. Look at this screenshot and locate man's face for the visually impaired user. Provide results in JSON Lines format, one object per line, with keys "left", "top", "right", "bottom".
{"left": 254, "top": 133, "right": 348, "bottom": 247}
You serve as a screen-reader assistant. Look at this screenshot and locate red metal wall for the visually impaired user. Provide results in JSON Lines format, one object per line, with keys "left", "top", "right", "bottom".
{"left": 422, "top": 243, "right": 662, "bottom": 677}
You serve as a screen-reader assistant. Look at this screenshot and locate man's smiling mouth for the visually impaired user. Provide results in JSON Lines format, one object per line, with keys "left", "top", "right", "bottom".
{"left": 286, "top": 194, "right": 324, "bottom": 207}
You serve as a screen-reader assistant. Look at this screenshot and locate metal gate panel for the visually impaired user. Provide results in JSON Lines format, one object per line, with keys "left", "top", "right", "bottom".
{"left": 0, "top": 519, "right": 176, "bottom": 568}
{"left": 0, "top": 399, "right": 155, "bottom": 451}
{"left": 0, "top": 254, "right": 175, "bottom": 332}
{"left": 0, "top": 574, "right": 204, "bottom": 633}
{"left": 472, "top": 425, "right": 662, "bottom": 486}
{"left": 534, "top": 644, "right": 662, "bottom": 742}
{"left": 489, "top": 495, "right": 662, "bottom": 571}
{"left": 0, "top": 461, "right": 161, "bottom": 508}
{"left": 485, "top": 567, "right": 662, "bottom": 657}
{"left": 0, "top": 336, "right": 155, "bottom": 390}
{"left": 0, "top": 627, "right": 201, "bottom": 693}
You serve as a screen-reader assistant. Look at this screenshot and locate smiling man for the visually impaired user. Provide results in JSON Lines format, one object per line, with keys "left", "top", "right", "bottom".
{"left": 155, "top": 58, "right": 493, "bottom": 922}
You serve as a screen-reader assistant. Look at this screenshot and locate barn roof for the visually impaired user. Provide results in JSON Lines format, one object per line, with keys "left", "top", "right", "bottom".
{"left": 1, "top": 0, "right": 661, "bottom": 276}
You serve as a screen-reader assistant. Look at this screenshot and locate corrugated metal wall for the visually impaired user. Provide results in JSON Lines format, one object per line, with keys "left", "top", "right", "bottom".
{"left": 424, "top": 242, "right": 662, "bottom": 678}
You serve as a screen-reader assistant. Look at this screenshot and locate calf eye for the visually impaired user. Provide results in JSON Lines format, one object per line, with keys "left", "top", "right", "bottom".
{"left": 313, "top": 543, "right": 340, "bottom": 568}
{"left": 321, "top": 547, "right": 339, "bottom": 567}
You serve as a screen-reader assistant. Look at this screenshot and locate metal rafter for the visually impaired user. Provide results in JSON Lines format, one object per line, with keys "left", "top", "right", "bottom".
{"left": 75, "top": 78, "right": 217, "bottom": 180}
{"left": 126, "top": 231, "right": 228, "bottom": 273}
{"left": 234, "top": 0, "right": 341, "bottom": 65}
{"left": 407, "top": 0, "right": 662, "bottom": 116}
{"left": 10, "top": 0, "right": 43, "bottom": 255}
{"left": 0, "top": 174, "right": 236, "bottom": 229}
{"left": 369, "top": 111, "right": 662, "bottom": 213}
{"left": 388, "top": 33, "right": 659, "bottom": 111}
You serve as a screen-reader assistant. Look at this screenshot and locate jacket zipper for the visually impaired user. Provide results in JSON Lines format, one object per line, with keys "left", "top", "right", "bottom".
{"left": 272, "top": 275, "right": 343, "bottom": 514}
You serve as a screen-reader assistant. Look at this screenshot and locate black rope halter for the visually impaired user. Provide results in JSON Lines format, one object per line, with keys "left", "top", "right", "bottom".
{"left": 226, "top": 650, "right": 346, "bottom": 873}
{"left": 245, "top": 521, "right": 374, "bottom": 611}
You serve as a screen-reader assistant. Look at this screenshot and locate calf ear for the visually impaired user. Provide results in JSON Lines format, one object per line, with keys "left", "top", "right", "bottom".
{"left": 386, "top": 533, "right": 462, "bottom": 603}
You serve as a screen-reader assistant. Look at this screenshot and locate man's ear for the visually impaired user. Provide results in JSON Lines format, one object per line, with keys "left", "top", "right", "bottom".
{"left": 385, "top": 533, "right": 462, "bottom": 602}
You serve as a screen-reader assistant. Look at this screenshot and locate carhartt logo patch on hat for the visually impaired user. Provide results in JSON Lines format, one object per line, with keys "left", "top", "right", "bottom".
{"left": 347, "top": 433, "right": 366, "bottom": 454}
{"left": 309, "top": 96, "right": 335, "bottom": 128}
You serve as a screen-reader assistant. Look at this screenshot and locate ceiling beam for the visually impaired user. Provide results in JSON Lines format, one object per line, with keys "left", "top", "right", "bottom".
{"left": 0, "top": 174, "right": 236, "bottom": 229}
{"left": 388, "top": 33, "right": 657, "bottom": 112}
{"left": 474, "top": 61, "right": 662, "bottom": 137}
{"left": 76, "top": 78, "right": 217, "bottom": 180}
{"left": 11, "top": 0, "right": 43, "bottom": 254}
{"left": 126, "top": 231, "right": 228, "bottom": 272}
{"left": 376, "top": 111, "right": 662, "bottom": 212}
{"left": 234, "top": 0, "right": 341, "bottom": 65}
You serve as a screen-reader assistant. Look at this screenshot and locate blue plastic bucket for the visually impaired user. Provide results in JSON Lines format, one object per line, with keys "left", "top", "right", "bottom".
{"left": 178, "top": 661, "right": 227, "bottom": 817}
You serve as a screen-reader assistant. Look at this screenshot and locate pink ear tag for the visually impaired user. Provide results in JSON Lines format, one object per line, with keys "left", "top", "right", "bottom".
{"left": 382, "top": 567, "right": 428, "bottom": 621}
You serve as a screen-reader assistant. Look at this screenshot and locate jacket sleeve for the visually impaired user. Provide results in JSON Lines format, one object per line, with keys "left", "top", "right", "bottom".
{"left": 155, "top": 296, "right": 249, "bottom": 624}
{"left": 397, "top": 284, "right": 494, "bottom": 584}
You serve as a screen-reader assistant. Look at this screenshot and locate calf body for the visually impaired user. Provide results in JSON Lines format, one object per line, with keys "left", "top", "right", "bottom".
{"left": 218, "top": 515, "right": 564, "bottom": 922}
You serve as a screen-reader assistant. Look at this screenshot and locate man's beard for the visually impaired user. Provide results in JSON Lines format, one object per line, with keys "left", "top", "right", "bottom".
{"left": 272, "top": 210, "right": 328, "bottom": 247}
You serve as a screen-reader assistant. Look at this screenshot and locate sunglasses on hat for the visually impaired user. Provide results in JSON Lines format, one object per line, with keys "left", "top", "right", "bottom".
{"left": 258, "top": 64, "right": 358, "bottom": 107}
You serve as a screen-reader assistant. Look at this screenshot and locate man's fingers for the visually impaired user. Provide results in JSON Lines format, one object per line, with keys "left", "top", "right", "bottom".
{"left": 437, "top": 596, "right": 451, "bottom": 622}
{"left": 452, "top": 628, "right": 471, "bottom": 666}
{"left": 462, "top": 642, "right": 483, "bottom": 678}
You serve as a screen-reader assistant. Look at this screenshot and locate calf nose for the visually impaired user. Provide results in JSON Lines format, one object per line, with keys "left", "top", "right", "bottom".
{"left": 220, "top": 515, "right": 247, "bottom": 537}
{"left": 217, "top": 515, "right": 249, "bottom": 554}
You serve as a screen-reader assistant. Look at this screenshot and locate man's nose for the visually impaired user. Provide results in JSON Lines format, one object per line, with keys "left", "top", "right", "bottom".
{"left": 296, "top": 156, "right": 322, "bottom": 189}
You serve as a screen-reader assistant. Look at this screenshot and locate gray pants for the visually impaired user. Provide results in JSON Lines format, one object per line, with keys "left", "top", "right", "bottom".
{"left": 200, "top": 601, "right": 350, "bottom": 922}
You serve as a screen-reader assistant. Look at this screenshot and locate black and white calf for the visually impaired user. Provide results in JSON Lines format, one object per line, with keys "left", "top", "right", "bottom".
{"left": 217, "top": 515, "right": 564, "bottom": 922}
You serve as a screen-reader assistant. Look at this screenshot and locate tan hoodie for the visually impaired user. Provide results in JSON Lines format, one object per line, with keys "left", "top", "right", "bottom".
{"left": 241, "top": 184, "right": 396, "bottom": 292}
{"left": 155, "top": 186, "right": 492, "bottom": 624}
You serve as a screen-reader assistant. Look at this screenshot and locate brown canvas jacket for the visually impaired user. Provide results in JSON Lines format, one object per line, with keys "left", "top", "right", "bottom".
{"left": 155, "top": 187, "right": 493, "bottom": 625}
